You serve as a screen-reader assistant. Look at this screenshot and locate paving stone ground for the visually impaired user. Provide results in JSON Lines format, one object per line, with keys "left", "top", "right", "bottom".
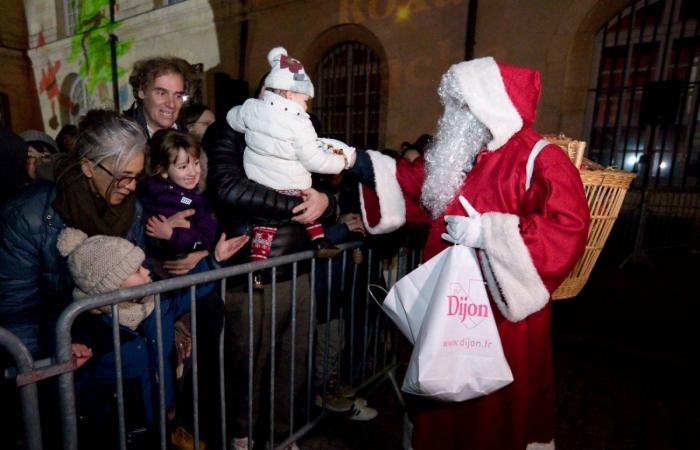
{"left": 297, "top": 249, "right": 698, "bottom": 450}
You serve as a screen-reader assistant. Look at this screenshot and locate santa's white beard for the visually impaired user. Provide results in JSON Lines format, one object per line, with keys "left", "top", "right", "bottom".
{"left": 421, "top": 107, "right": 491, "bottom": 218}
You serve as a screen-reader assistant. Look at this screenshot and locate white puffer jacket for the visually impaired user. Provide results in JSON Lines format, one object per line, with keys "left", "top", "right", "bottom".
{"left": 227, "top": 91, "right": 348, "bottom": 190}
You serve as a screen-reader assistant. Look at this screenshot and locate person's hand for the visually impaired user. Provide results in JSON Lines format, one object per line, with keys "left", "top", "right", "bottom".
{"left": 71, "top": 343, "right": 93, "bottom": 369}
{"left": 318, "top": 137, "right": 356, "bottom": 168}
{"left": 174, "top": 318, "right": 192, "bottom": 360}
{"left": 214, "top": 233, "right": 250, "bottom": 263}
{"left": 162, "top": 250, "right": 208, "bottom": 276}
{"left": 291, "top": 188, "right": 329, "bottom": 224}
{"left": 166, "top": 209, "right": 195, "bottom": 229}
{"left": 341, "top": 213, "right": 366, "bottom": 235}
{"left": 146, "top": 215, "right": 174, "bottom": 240}
{"left": 441, "top": 195, "right": 484, "bottom": 248}
{"left": 352, "top": 248, "right": 364, "bottom": 265}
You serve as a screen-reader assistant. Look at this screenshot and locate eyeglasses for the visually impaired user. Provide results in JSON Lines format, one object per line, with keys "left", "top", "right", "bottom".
{"left": 96, "top": 163, "right": 144, "bottom": 188}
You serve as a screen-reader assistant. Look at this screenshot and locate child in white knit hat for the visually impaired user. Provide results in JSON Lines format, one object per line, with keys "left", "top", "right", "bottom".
{"left": 227, "top": 46, "right": 356, "bottom": 262}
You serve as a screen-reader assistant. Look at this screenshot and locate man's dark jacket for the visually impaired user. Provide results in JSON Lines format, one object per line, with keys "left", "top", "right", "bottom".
{"left": 202, "top": 120, "right": 337, "bottom": 276}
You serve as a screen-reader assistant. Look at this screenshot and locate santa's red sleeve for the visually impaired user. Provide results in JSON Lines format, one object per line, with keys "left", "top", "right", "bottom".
{"left": 358, "top": 150, "right": 430, "bottom": 234}
{"left": 479, "top": 144, "right": 589, "bottom": 322}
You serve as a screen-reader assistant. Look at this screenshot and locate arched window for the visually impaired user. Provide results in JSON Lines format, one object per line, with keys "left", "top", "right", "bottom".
{"left": 314, "top": 42, "right": 381, "bottom": 149}
{"left": 586, "top": 0, "right": 699, "bottom": 188}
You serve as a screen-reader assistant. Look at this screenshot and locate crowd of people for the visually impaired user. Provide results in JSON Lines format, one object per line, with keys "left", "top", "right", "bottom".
{"left": 0, "top": 48, "right": 589, "bottom": 450}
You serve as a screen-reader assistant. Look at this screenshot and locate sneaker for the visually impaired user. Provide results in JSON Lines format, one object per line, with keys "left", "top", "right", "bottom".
{"left": 337, "top": 381, "right": 357, "bottom": 398}
{"left": 315, "top": 374, "right": 354, "bottom": 412}
{"left": 233, "top": 437, "right": 253, "bottom": 450}
{"left": 347, "top": 398, "right": 378, "bottom": 421}
{"left": 328, "top": 369, "right": 355, "bottom": 398}
{"left": 313, "top": 238, "right": 342, "bottom": 259}
{"left": 315, "top": 391, "right": 354, "bottom": 412}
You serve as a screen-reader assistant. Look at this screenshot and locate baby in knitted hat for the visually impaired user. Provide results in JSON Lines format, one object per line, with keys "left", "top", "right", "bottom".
{"left": 227, "top": 46, "right": 357, "bottom": 263}
{"left": 57, "top": 227, "right": 154, "bottom": 330}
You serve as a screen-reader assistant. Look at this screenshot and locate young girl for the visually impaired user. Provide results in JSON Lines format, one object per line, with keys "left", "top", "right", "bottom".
{"left": 138, "top": 129, "right": 248, "bottom": 379}
{"left": 139, "top": 129, "right": 217, "bottom": 263}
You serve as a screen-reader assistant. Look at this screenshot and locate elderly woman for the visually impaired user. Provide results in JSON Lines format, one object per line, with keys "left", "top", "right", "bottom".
{"left": 0, "top": 109, "right": 151, "bottom": 359}
{"left": 1, "top": 110, "right": 217, "bottom": 448}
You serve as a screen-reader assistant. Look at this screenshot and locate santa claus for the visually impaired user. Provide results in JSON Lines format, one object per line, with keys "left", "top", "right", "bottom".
{"left": 349, "top": 57, "right": 590, "bottom": 449}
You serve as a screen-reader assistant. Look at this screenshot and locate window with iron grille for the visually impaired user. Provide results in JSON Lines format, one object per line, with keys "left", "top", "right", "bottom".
{"left": 586, "top": 0, "right": 700, "bottom": 189}
{"left": 313, "top": 42, "right": 381, "bottom": 149}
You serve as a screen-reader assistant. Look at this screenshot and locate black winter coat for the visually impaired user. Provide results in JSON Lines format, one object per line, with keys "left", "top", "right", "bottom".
{"left": 0, "top": 182, "right": 145, "bottom": 357}
{"left": 202, "top": 120, "right": 337, "bottom": 277}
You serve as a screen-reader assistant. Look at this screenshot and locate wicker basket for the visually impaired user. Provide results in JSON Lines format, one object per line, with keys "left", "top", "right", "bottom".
{"left": 551, "top": 169, "right": 636, "bottom": 300}
{"left": 542, "top": 134, "right": 586, "bottom": 169}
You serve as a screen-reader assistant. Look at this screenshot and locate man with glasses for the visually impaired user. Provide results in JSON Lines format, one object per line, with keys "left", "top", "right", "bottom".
{"left": 124, "top": 57, "right": 194, "bottom": 139}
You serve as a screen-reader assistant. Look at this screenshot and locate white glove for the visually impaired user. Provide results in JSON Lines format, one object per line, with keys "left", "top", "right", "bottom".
{"left": 317, "top": 137, "right": 356, "bottom": 164}
{"left": 441, "top": 195, "right": 484, "bottom": 248}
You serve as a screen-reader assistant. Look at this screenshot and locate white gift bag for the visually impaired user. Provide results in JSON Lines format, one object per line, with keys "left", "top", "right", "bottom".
{"left": 375, "top": 246, "right": 451, "bottom": 344}
{"left": 384, "top": 245, "right": 513, "bottom": 402}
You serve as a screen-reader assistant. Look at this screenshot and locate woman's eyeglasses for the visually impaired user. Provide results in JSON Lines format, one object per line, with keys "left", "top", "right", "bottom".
{"left": 96, "top": 163, "right": 144, "bottom": 188}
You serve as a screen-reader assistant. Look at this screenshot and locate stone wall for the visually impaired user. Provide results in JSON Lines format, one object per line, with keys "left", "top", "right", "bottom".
{"left": 7, "top": 0, "right": 633, "bottom": 147}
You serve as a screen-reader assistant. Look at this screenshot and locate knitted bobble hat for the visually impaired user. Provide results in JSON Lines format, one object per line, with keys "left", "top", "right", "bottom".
{"left": 57, "top": 228, "right": 153, "bottom": 330}
{"left": 57, "top": 227, "right": 146, "bottom": 299}
{"left": 264, "top": 46, "right": 314, "bottom": 98}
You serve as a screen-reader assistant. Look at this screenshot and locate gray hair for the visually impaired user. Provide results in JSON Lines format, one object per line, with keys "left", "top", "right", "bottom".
{"left": 75, "top": 109, "right": 147, "bottom": 175}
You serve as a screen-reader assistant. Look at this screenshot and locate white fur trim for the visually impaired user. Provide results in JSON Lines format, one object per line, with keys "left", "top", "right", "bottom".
{"left": 449, "top": 57, "right": 523, "bottom": 151}
{"left": 480, "top": 212, "right": 550, "bottom": 322}
{"left": 359, "top": 150, "right": 406, "bottom": 234}
{"left": 527, "top": 440, "right": 555, "bottom": 450}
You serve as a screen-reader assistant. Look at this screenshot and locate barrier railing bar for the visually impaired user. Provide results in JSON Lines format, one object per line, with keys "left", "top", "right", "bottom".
{"left": 219, "top": 277, "right": 228, "bottom": 450}
{"left": 0, "top": 327, "right": 43, "bottom": 450}
{"left": 190, "top": 284, "right": 201, "bottom": 450}
{"left": 269, "top": 266, "right": 277, "bottom": 446}
{"left": 289, "top": 262, "right": 298, "bottom": 438}
{"left": 111, "top": 304, "right": 127, "bottom": 450}
{"left": 154, "top": 294, "right": 167, "bottom": 450}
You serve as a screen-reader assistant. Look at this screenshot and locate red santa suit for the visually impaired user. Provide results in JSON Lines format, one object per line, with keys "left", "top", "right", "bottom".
{"left": 357, "top": 58, "right": 590, "bottom": 449}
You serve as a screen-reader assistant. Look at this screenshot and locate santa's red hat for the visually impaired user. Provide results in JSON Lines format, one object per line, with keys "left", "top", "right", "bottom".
{"left": 448, "top": 57, "right": 541, "bottom": 151}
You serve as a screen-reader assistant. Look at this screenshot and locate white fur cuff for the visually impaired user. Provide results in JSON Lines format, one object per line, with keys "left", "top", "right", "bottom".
{"left": 480, "top": 212, "right": 550, "bottom": 322}
{"left": 359, "top": 150, "right": 406, "bottom": 234}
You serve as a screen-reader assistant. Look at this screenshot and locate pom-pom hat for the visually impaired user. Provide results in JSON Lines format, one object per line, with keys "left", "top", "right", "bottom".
{"left": 264, "top": 47, "right": 314, "bottom": 98}
{"left": 57, "top": 228, "right": 145, "bottom": 299}
{"left": 57, "top": 228, "right": 153, "bottom": 330}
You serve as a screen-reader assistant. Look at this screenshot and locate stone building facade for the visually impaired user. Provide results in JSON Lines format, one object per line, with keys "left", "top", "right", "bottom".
{"left": 1, "top": 0, "right": 634, "bottom": 147}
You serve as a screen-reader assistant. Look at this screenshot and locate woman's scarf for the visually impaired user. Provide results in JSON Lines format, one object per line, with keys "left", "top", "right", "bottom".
{"left": 52, "top": 162, "right": 136, "bottom": 237}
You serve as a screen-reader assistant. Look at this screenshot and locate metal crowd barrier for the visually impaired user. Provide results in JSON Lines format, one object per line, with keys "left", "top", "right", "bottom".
{"left": 3, "top": 237, "right": 424, "bottom": 450}
{"left": 1, "top": 327, "right": 43, "bottom": 450}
